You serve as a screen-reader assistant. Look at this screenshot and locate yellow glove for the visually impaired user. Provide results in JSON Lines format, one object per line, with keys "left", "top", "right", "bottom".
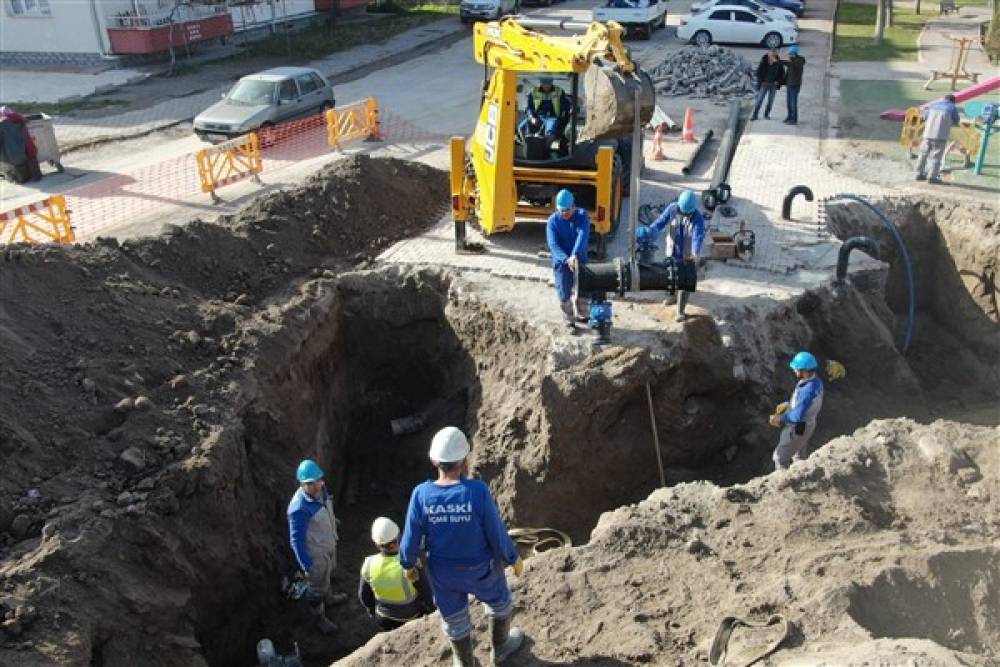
{"left": 826, "top": 360, "right": 847, "bottom": 381}
{"left": 775, "top": 402, "right": 789, "bottom": 416}
{"left": 511, "top": 558, "right": 524, "bottom": 577}
{"left": 404, "top": 567, "right": 420, "bottom": 584}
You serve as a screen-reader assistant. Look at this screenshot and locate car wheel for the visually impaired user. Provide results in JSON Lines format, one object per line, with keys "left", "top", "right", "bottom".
{"left": 693, "top": 30, "right": 712, "bottom": 46}
{"left": 764, "top": 31, "right": 782, "bottom": 48}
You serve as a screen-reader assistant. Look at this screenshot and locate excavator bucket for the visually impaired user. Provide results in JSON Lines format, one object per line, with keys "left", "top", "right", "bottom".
{"left": 580, "top": 65, "right": 655, "bottom": 143}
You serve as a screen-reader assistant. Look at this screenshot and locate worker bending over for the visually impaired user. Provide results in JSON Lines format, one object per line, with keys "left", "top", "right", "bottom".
{"left": 769, "top": 351, "right": 824, "bottom": 470}
{"left": 400, "top": 427, "right": 525, "bottom": 667}
{"left": 915, "top": 94, "right": 960, "bottom": 184}
{"left": 522, "top": 76, "right": 573, "bottom": 145}
{"left": 650, "top": 189, "right": 705, "bottom": 322}
{"left": 287, "top": 459, "right": 349, "bottom": 634}
{"left": 546, "top": 189, "right": 590, "bottom": 333}
{"left": 359, "top": 517, "right": 435, "bottom": 631}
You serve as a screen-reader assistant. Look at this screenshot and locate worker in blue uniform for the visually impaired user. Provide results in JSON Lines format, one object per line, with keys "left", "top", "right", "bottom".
{"left": 400, "top": 427, "right": 525, "bottom": 667}
{"left": 650, "top": 189, "right": 705, "bottom": 322}
{"left": 546, "top": 189, "right": 590, "bottom": 333}
{"left": 358, "top": 517, "right": 435, "bottom": 631}
{"left": 769, "top": 351, "right": 825, "bottom": 470}
{"left": 287, "top": 459, "right": 349, "bottom": 634}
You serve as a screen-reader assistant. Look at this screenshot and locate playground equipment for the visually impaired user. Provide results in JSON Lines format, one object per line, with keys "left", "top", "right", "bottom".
{"left": 899, "top": 106, "right": 981, "bottom": 167}
{"left": 925, "top": 37, "right": 981, "bottom": 91}
{"left": 971, "top": 102, "right": 999, "bottom": 175}
{"left": 881, "top": 74, "right": 1000, "bottom": 121}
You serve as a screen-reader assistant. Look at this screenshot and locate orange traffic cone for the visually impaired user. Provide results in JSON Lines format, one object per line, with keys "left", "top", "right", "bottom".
{"left": 651, "top": 123, "right": 666, "bottom": 161}
{"left": 681, "top": 108, "right": 695, "bottom": 143}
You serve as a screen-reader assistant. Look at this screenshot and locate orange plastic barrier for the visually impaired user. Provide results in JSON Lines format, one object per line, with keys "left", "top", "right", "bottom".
{"left": 326, "top": 97, "right": 381, "bottom": 149}
{"left": 195, "top": 132, "right": 262, "bottom": 203}
{"left": 0, "top": 195, "right": 74, "bottom": 245}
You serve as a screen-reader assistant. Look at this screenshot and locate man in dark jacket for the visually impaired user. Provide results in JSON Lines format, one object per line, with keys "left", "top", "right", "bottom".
{"left": 751, "top": 50, "right": 785, "bottom": 121}
{"left": 782, "top": 46, "right": 805, "bottom": 125}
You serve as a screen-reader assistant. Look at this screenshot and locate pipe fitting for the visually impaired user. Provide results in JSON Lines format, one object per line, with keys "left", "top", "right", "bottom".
{"left": 781, "top": 185, "right": 814, "bottom": 221}
{"left": 835, "top": 236, "right": 880, "bottom": 284}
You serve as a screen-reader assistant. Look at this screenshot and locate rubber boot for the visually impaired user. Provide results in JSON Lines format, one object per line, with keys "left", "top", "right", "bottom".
{"left": 310, "top": 602, "right": 338, "bottom": 635}
{"left": 490, "top": 616, "right": 525, "bottom": 665}
{"left": 449, "top": 634, "right": 475, "bottom": 667}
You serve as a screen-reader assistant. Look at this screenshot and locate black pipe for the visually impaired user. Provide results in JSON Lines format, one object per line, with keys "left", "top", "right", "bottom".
{"left": 711, "top": 100, "right": 741, "bottom": 189}
{"left": 836, "top": 236, "right": 880, "bottom": 284}
{"left": 781, "top": 185, "right": 814, "bottom": 221}
{"left": 578, "top": 257, "right": 697, "bottom": 296}
{"left": 681, "top": 129, "right": 714, "bottom": 176}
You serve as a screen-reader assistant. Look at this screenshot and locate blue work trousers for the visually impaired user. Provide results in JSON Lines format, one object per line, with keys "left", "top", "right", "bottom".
{"left": 785, "top": 85, "right": 800, "bottom": 123}
{"left": 428, "top": 559, "right": 513, "bottom": 640}
{"left": 519, "top": 114, "right": 561, "bottom": 137}
{"left": 753, "top": 84, "right": 777, "bottom": 119}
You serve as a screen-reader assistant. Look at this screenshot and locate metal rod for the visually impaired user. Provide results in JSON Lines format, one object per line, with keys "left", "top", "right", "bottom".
{"left": 514, "top": 17, "right": 592, "bottom": 30}
{"left": 645, "top": 382, "right": 666, "bottom": 488}
{"left": 628, "top": 86, "right": 641, "bottom": 290}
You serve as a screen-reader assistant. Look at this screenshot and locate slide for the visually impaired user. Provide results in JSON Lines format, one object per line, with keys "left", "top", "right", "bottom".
{"left": 880, "top": 74, "right": 1000, "bottom": 121}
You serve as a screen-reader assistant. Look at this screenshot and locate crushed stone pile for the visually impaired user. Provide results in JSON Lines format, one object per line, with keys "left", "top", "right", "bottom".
{"left": 648, "top": 45, "right": 756, "bottom": 100}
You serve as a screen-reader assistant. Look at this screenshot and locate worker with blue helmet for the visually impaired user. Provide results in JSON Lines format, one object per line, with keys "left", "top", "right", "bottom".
{"left": 769, "top": 351, "right": 824, "bottom": 470}
{"left": 546, "top": 189, "right": 591, "bottom": 333}
{"left": 287, "top": 459, "right": 349, "bottom": 633}
{"left": 782, "top": 45, "right": 806, "bottom": 125}
{"left": 649, "top": 189, "right": 706, "bottom": 322}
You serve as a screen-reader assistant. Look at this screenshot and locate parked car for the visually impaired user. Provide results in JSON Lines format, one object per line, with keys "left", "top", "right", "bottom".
{"left": 593, "top": 0, "right": 668, "bottom": 40}
{"left": 460, "top": 0, "right": 519, "bottom": 23}
{"left": 193, "top": 67, "right": 334, "bottom": 142}
{"left": 691, "top": 0, "right": 797, "bottom": 26}
{"left": 759, "top": 0, "right": 803, "bottom": 17}
{"left": 676, "top": 7, "right": 798, "bottom": 48}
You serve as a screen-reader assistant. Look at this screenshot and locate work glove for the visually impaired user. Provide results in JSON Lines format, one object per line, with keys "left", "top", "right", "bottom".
{"left": 566, "top": 255, "right": 578, "bottom": 273}
{"left": 768, "top": 414, "right": 782, "bottom": 428}
{"left": 826, "top": 360, "right": 847, "bottom": 381}
{"left": 774, "top": 402, "right": 789, "bottom": 416}
{"left": 511, "top": 558, "right": 524, "bottom": 577}
{"left": 404, "top": 567, "right": 420, "bottom": 584}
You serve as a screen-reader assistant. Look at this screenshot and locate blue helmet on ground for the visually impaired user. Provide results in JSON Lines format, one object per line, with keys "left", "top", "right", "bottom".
{"left": 789, "top": 351, "right": 818, "bottom": 371}
{"left": 678, "top": 190, "right": 698, "bottom": 214}
{"left": 555, "top": 189, "right": 575, "bottom": 211}
{"left": 788, "top": 46, "right": 800, "bottom": 55}
{"left": 296, "top": 459, "right": 324, "bottom": 483}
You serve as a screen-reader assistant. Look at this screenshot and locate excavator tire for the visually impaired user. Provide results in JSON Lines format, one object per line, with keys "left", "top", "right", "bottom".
{"left": 579, "top": 65, "right": 655, "bottom": 143}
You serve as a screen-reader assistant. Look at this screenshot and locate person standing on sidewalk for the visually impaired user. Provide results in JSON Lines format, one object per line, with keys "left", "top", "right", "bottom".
{"left": 287, "top": 459, "right": 349, "bottom": 634}
{"left": 751, "top": 49, "right": 785, "bottom": 121}
{"left": 915, "top": 94, "right": 960, "bottom": 184}
{"left": 782, "top": 46, "right": 806, "bottom": 125}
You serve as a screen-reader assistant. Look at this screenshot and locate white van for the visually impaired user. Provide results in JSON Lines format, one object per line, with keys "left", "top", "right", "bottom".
{"left": 460, "top": 0, "right": 520, "bottom": 23}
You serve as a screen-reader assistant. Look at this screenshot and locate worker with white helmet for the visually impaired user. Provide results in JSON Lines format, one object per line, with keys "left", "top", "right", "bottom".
{"left": 769, "top": 351, "right": 825, "bottom": 470}
{"left": 400, "top": 427, "right": 525, "bottom": 667}
{"left": 358, "top": 517, "right": 435, "bottom": 631}
{"left": 287, "top": 459, "right": 349, "bottom": 634}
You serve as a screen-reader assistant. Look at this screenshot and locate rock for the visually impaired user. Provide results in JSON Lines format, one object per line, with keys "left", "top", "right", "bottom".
{"left": 234, "top": 293, "right": 252, "bottom": 307}
{"left": 134, "top": 396, "right": 153, "bottom": 411}
{"left": 119, "top": 447, "right": 146, "bottom": 471}
{"left": 114, "top": 397, "right": 135, "bottom": 413}
{"left": 185, "top": 331, "right": 202, "bottom": 346}
{"left": 192, "top": 403, "right": 210, "bottom": 417}
{"left": 169, "top": 374, "right": 188, "bottom": 390}
{"left": 136, "top": 477, "right": 156, "bottom": 491}
{"left": 2, "top": 618, "right": 23, "bottom": 637}
{"left": 0, "top": 504, "right": 12, "bottom": 532}
{"left": 100, "top": 509, "right": 116, "bottom": 519}
{"left": 81, "top": 378, "right": 96, "bottom": 393}
{"left": 116, "top": 491, "right": 133, "bottom": 506}
{"left": 13, "top": 605, "right": 35, "bottom": 625}
{"left": 9, "top": 515, "right": 31, "bottom": 539}
{"left": 686, "top": 537, "right": 715, "bottom": 557}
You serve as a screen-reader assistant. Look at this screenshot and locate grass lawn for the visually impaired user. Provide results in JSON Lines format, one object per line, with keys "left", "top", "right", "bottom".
{"left": 245, "top": 4, "right": 459, "bottom": 60}
{"left": 1, "top": 98, "right": 127, "bottom": 116}
{"left": 834, "top": 3, "right": 932, "bottom": 61}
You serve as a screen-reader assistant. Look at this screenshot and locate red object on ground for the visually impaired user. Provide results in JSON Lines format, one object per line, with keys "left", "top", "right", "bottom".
{"left": 880, "top": 75, "right": 1000, "bottom": 122}
{"left": 108, "top": 14, "right": 233, "bottom": 55}
{"left": 681, "top": 108, "right": 695, "bottom": 143}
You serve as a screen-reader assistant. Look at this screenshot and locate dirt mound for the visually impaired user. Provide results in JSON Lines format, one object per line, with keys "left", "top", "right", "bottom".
{"left": 336, "top": 418, "right": 1000, "bottom": 666}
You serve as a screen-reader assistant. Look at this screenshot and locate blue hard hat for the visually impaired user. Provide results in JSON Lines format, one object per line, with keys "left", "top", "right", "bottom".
{"left": 789, "top": 351, "right": 818, "bottom": 371}
{"left": 788, "top": 46, "right": 800, "bottom": 55}
{"left": 296, "top": 459, "right": 324, "bottom": 483}
{"left": 555, "top": 189, "right": 575, "bottom": 211}
{"left": 678, "top": 190, "right": 698, "bottom": 214}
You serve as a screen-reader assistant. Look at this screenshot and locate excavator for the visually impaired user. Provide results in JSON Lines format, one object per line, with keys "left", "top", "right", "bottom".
{"left": 449, "top": 16, "right": 655, "bottom": 257}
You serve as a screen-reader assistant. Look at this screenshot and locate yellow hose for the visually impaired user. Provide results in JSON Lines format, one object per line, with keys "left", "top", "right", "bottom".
{"left": 508, "top": 527, "right": 572, "bottom": 556}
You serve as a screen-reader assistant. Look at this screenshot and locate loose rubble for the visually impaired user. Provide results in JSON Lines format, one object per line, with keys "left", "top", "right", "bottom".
{"left": 648, "top": 45, "right": 757, "bottom": 100}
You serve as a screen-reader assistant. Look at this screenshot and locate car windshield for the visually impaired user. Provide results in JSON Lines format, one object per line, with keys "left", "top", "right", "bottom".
{"left": 227, "top": 80, "right": 275, "bottom": 105}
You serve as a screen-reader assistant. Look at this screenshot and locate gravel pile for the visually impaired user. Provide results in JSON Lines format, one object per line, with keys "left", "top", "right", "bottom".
{"left": 648, "top": 45, "right": 757, "bottom": 100}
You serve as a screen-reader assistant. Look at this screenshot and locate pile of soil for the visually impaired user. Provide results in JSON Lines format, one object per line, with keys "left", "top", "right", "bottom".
{"left": 338, "top": 417, "right": 1000, "bottom": 666}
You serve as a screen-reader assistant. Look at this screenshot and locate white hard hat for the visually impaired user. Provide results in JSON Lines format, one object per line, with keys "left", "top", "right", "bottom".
{"left": 370, "top": 517, "right": 400, "bottom": 544}
{"left": 429, "top": 426, "right": 470, "bottom": 463}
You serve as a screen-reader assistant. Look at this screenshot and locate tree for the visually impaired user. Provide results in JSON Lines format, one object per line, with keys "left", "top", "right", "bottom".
{"left": 874, "top": 0, "right": 888, "bottom": 46}
{"left": 887, "top": 0, "right": 894, "bottom": 28}
{"left": 915, "top": 0, "right": 921, "bottom": 16}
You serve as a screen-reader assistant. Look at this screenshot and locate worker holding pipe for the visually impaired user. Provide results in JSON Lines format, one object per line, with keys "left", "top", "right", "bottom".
{"left": 287, "top": 459, "right": 349, "bottom": 634}
{"left": 650, "top": 189, "right": 705, "bottom": 322}
{"left": 358, "top": 517, "right": 435, "bottom": 631}
{"left": 769, "top": 352, "right": 824, "bottom": 470}
{"left": 400, "top": 427, "right": 525, "bottom": 667}
{"left": 546, "top": 189, "right": 591, "bottom": 333}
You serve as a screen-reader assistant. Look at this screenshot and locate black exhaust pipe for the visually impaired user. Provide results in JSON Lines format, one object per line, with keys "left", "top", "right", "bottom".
{"left": 835, "top": 236, "right": 880, "bottom": 284}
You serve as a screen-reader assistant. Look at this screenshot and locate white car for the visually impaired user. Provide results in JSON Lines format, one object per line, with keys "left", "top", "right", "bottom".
{"left": 691, "top": 0, "right": 797, "bottom": 26}
{"left": 676, "top": 7, "right": 798, "bottom": 48}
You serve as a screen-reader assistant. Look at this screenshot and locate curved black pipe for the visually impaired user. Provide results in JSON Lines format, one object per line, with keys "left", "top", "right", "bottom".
{"left": 681, "top": 129, "right": 714, "bottom": 176}
{"left": 781, "top": 185, "right": 814, "bottom": 220}
{"left": 835, "top": 236, "right": 881, "bottom": 284}
{"left": 578, "top": 258, "right": 697, "bottom": 295}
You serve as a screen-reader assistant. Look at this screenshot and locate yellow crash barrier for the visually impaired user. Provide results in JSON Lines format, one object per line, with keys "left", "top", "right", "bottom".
{"left": 0, "top": 195, "right": 74, "bottom": 245}
{"left": 195, "top": 132, "right": 262, "bottom": 203}
{"left": 326, "top": 97, "right": 381, "bottom": 149}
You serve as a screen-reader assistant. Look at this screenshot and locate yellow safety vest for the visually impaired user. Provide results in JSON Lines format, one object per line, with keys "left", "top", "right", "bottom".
{"left": 361, "top": 554, "right": 418, "bottom": 605}
{"left": 531, "top": 87, "right": 563, "bottom": 117}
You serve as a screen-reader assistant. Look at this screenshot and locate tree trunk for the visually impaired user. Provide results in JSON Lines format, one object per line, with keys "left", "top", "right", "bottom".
{"left": 915, "top": 0, "right": 921, "bottom": 16}
{"left": 887, "top": 0, "right": 895, "bottom": 27}
{"left": 874, "top": 0, "right": 887, "bottom": 46}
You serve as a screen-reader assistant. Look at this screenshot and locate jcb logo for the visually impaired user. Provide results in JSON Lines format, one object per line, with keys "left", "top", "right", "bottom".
{"left": 483, "top": 102, "right": 499, "bottom": 165}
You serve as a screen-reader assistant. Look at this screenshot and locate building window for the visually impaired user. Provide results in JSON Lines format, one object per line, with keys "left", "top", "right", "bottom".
{"left": 7, "top": 0, "right": 52, "bottom": 17}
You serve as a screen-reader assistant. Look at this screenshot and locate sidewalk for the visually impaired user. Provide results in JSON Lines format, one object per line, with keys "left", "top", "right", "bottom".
{"left": 47, "top": 18, "right": 465, "bottom": 151}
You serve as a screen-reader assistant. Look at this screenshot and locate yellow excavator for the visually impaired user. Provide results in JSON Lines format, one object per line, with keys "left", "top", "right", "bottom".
{"left": 449, "top": 17, "right": 654, "bottom": 256}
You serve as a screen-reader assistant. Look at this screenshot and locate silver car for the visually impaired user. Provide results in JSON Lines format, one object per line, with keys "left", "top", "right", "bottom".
{"left": 193, "top": 67, "right": 335, "bottom": 142}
